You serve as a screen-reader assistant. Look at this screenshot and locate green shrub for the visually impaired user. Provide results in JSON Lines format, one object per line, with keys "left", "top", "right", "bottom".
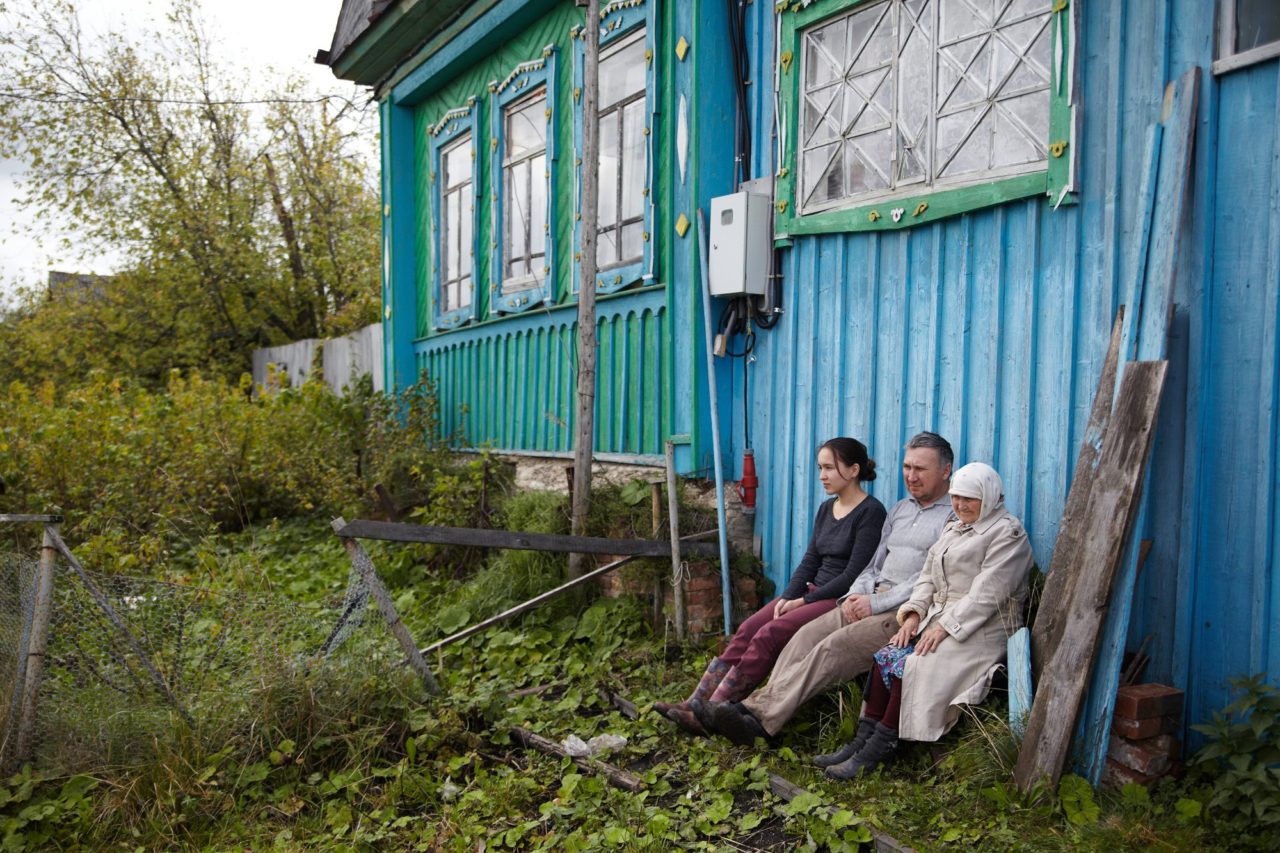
{"left": 1191, "top": 674, "right": 1280, "bottom": 846}
{"left": 0, "top": 372, "right": 455, "bottom": 567}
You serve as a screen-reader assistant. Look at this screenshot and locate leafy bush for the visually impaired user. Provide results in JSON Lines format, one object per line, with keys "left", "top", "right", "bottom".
{"left": 1191, "top": 674, "right": 1280, "bottom": 846}
{"left": 0, "top": 372, "right": 456, "bottom": 565}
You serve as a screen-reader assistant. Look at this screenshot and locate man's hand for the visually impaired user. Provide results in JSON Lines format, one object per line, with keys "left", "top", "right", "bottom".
{"left": 841, "top": 594, "right": 872, "bottom": 622}
{"left": 773, "top": 597, "right": 804, "bottom": 619}
{"left": 913, "top": 622, "right": 949, "bottom": 655}
{"left": 891, "top": 612, "right": 920, "bottom": 647}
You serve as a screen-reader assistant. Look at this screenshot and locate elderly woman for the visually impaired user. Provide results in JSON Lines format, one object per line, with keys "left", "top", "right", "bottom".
{"left": 820, "top": 462, "right": 1032, "bottom": 779}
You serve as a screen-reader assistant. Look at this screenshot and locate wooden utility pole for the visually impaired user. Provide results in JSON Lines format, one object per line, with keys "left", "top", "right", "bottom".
{"left": 569, "top": 0, "right": 601, "bottom": 579}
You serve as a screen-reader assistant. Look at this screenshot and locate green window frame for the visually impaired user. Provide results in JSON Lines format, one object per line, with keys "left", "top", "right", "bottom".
{"left": 571, "top": 0, "right": 659, "bottom": 295}
{"left": 428, "top": 97, "right": 481, "bottom": 330}
{"left": 489, "top": 46, "right": 560, "bottom": 315}
{"left": 774, "top": 0, "right": 1077, "bottom": 238}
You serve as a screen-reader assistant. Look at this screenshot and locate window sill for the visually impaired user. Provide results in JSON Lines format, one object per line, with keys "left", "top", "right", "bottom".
{"left": 776, "top": 171, "right": 1056, "bottom": 238}
{"left": 1212, "top": 40, "right": 1280, "bottom": 75}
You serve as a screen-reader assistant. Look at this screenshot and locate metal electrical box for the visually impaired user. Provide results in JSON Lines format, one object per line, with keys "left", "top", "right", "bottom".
{"left": 709, "top": 191, "right": 770, "bottom": 297}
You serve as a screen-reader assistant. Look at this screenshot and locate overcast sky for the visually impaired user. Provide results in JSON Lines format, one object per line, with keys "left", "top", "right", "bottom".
{"left": 0, "top": 0, "right": 362, "bottom": 304}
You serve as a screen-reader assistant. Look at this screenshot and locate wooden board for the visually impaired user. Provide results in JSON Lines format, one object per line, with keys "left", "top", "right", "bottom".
{"left": 335, "top": 519, "right": 718, "bottom": 558}
{"left": 1074, "top": 67, "right": 1200, "bottom": 784}
{"left": 1007, "top": 627, "right": 1033, "bottom": 738}
{"left": 1014, "top": 361, "right": 1168, "bottom": 791}
{"left": 1030, "top": 308, "right": 1125, "bottom": 679}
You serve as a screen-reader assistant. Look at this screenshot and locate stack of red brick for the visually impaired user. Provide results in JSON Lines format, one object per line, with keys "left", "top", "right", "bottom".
{"left": 1103, "top": 683, "right": 1185, "bottom": 787}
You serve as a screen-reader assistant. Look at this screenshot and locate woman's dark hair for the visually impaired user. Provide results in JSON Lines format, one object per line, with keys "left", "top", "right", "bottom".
{"left": 818, "top": 437, "right": 877, "bottom": 482}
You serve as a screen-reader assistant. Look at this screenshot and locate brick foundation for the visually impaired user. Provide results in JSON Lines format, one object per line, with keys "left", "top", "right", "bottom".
{"left": 595, "top": 558, "right": 763, "bottom": 637}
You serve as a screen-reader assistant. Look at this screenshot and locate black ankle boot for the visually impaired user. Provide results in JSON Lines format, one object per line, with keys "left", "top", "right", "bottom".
{"left": 824, "top": 722, "right": 898, "bottom": 780}
{"left": 707, "top": 701, "right": 768, "bottom": 746}
{"left": 814, "top": 717, "right": 876, "bottom": 768}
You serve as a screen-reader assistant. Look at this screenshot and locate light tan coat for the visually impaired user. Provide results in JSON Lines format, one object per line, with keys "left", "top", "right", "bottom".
{"left": 895, "top": 508, "right": 1033, "bottom": 741}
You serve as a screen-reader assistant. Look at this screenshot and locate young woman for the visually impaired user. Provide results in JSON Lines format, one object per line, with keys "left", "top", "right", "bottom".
{"left": 819, "top": 462, "right": 1033, "bottom": 778}
{"left": 656, "top": 437, "right": 886, "bottom": 735}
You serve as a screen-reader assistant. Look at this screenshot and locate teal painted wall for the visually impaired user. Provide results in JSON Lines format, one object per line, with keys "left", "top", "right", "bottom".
{"left": 385, "top": 1, "right": 694, "bottom": 460}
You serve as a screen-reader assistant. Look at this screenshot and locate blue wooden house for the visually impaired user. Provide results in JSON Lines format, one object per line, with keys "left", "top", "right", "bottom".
{"left": 323, "top": 0, "right": 1280, "bottom": 737}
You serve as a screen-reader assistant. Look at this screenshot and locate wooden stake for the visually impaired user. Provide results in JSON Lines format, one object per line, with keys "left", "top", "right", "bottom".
{"left": 46, "top": 528, "right": 194, "bottom": 726}
{"left": 665, "top": 441, "right": 686, "bottom": 642}
{"left": 568, "top": 0, "right": 601, "bottom": 580}
{"left": 332, "top": 518, "right": 440, "bottom": 696}
{"left": 14, "top": 524, "right": 58, "bottom": 764}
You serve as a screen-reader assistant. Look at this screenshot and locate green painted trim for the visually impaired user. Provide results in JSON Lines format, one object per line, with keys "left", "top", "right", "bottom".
{"left": 774, "top": 0, "right": 1073, "bottom": 236}
{"left": 780, "top": 173, "right": 1049, "bottom": 236}
{"left": 1046, "top": 0, "right": 1078, "bottom": 206}
{"left": 413, "top": 282, "right": 667, "bottom": 344}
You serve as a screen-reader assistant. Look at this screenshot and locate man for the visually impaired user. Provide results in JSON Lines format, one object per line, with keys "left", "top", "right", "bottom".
{"left": 698, "top": 432, "right": 955, "bottom": 749}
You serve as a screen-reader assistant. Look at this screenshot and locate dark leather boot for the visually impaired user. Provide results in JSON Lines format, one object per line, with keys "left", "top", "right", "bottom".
{"left": 654, "top": 657, "right": 730, "bottom": 736}
{"left": 814, "top": 717, "right": 876, "bottom": 768}
{"left": 824, "top": 722, "right": 898, "bottom": 780}
{"left": 706, "top": 701, "right": 769, "bottom": 746}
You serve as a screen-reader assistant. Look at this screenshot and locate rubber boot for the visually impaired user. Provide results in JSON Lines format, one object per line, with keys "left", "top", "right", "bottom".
{"left": 825, "top": 722, "right": 899, "bottom": 780}
{"left": 654, "top": 657, "right": 730, "bottom": 736}
{"left": 707, "top": 665, "right": 750, "bottom": 704}
{"left": 813, "top": 717, "right": 876, "bottom": 768}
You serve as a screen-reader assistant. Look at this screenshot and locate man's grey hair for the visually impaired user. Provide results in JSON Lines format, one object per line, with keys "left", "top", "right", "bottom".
{"left": 905, "top": 431, "right": 954, "bottom": 468}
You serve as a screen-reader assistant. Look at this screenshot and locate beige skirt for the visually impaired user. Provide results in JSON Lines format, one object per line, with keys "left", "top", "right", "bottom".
{"left": 897, "top": 616, "right": 1010, "bottom": 742}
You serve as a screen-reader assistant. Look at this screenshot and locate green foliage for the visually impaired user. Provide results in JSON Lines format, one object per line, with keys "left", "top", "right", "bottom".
{"left": 1057, "top": 774, "right": 1100, "bottom": 826}
{"left": 0, "top": 1, "right": 380, "bottom": 387}
{"left": 0, "top": 373, "right": 456, "bottom": 564}
{"left": 1191, "top": 674, "right": 1280, "bottom": 845}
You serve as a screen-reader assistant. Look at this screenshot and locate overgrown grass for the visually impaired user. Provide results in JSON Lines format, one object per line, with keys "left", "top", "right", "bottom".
{"left": 0, "top": 506, "right": 1238, "bottom": 850}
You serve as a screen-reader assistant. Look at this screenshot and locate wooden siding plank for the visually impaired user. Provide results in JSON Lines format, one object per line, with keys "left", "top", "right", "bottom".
{"left": 1078, "top": 69, "right": 1199, "bottom": 782}
{"left": 1032, "top": 311, "right": 1124, "bottom": 679}
{"left": 1014, "top": 360, "right": 1168, "bottom": 791}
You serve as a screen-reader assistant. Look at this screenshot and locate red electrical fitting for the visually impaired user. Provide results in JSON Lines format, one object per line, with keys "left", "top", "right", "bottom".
{"left": 738, "top": 449, "right": 759, "bottom": 512}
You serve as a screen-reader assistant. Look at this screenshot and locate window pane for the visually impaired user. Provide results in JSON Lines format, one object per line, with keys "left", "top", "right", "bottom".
{"left": 529, "top": 153, "right": 547, "bottom": 261}
{"left": 1237, "top": 0, "right": 1280, "bottom": 51}
{"left": 896, "top": 0, "right": 933, "bottom": 184}
{"left": 459, "top": 184, "right": 472, "bottom": 278}
{"left": 621, "top": 100, "right": 646, "bottom": 220}
{"left": 506, "top": 160, "right": 529, "bottom": 266}
{"left": 620, "top": 222, "right": 643, "bottom": 264}
{"left": 459, "top": 275, "right": 472, "bottom": 308}
{"left": 445, "top": 190, "right": 460, "bottom": 281}
{"left": 597, "top": 226, "right": 618, "bottom": 268}
{"left": 799, "top": 0, "right": 1050, "bottom": 212}
{"left": 444, "top": 137, "right": 470, "bottom": 189}
{"left": 805, "top": 17, "right": 846, "bottom": 89}
{"left": 600, "top": 32, "right": 647, "bottom": 109}
{"left": 598, "top": 110, "right": 620, "bottom": 228}
{"left": 506, "top": 92, "right": 546, "bottom": 159}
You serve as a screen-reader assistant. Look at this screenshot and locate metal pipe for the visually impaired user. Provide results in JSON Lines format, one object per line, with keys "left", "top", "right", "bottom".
{"left": 696, "top": 209, "right": 734, "bottom": 635}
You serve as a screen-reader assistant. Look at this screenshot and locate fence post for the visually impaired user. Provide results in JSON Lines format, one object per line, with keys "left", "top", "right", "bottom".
{"left": 15, "top": 523, "right": 58, "bottom": 765}
{"left": 331, "top": 518, "right": 440, "bottom": 695}
{"left": 665, "top": 442, "right": 686, "bottom": 643}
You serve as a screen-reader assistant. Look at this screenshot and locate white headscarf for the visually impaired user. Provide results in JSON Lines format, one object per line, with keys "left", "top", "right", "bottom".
{"left": 949, "top": 462, "right": 1005, "bottom": 525}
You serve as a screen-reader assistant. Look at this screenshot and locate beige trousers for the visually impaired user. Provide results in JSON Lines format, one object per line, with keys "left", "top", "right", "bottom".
{"left": 740, "top": 605, "right": 898, "bottom": 735}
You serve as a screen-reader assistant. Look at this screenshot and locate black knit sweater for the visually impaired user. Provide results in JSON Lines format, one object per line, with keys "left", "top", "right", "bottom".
{"left": 780, "top": 495, "right": 887, "bottom": 603}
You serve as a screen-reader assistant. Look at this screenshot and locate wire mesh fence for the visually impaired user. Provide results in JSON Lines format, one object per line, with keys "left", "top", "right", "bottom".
{"left": 0, "top": 534, "right": 410, "bottom": 777}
